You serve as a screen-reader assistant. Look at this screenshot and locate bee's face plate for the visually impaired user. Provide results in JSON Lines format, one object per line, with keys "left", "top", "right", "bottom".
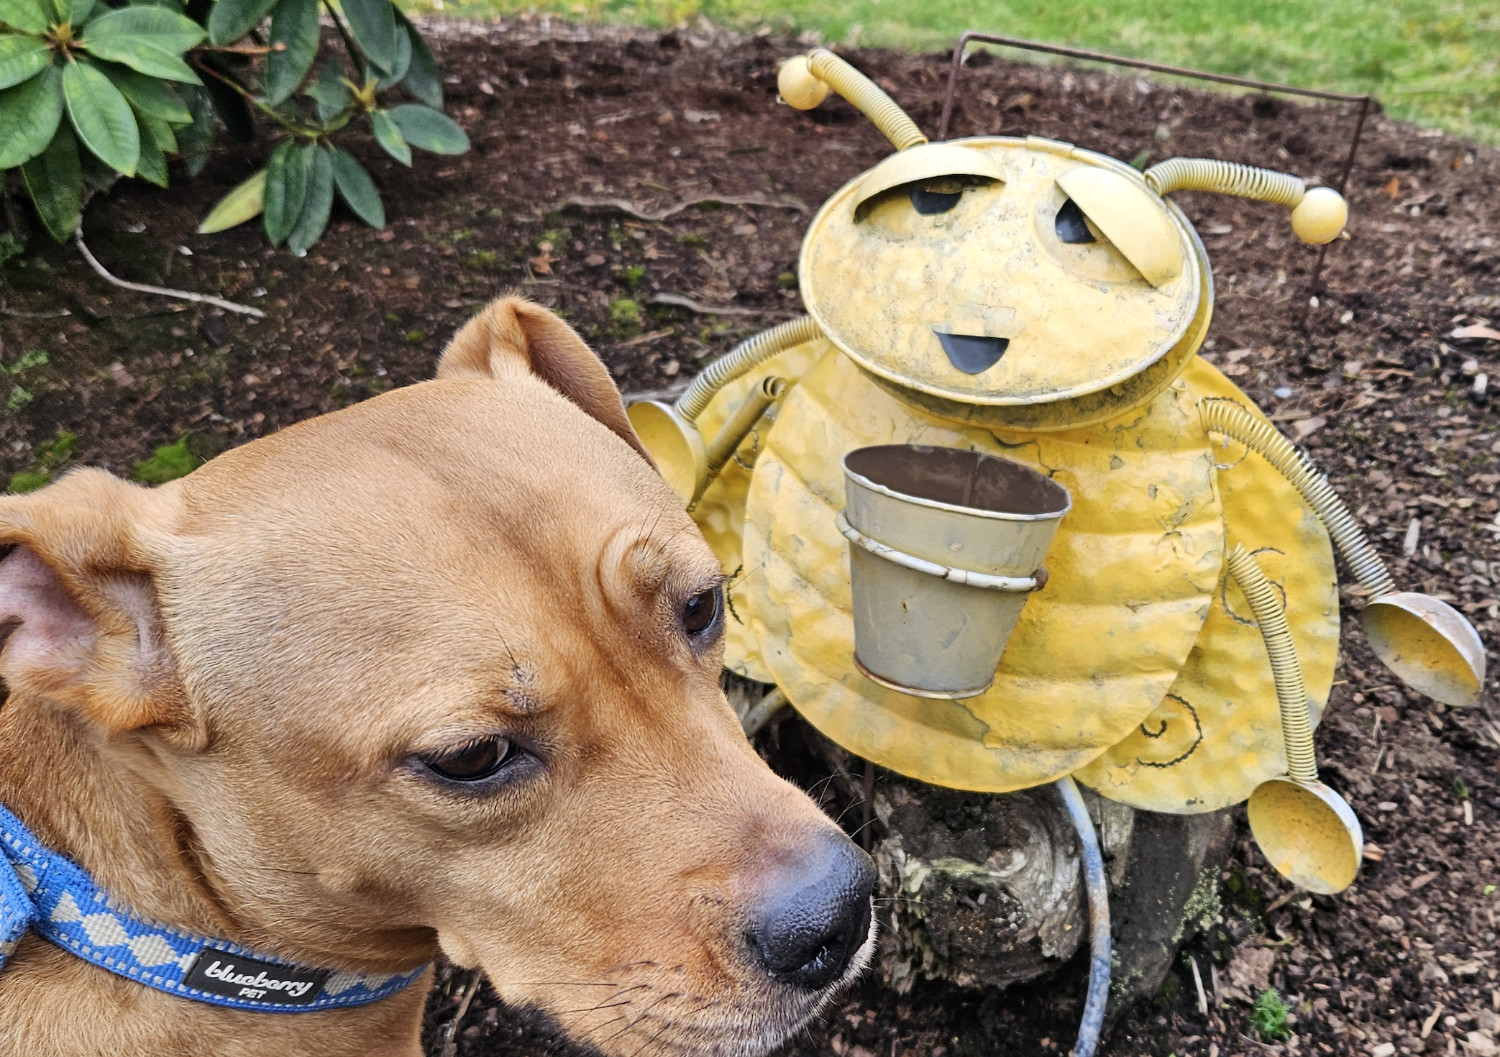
{"left": 800, "top": 138, "right": 1204, "bottom": 410}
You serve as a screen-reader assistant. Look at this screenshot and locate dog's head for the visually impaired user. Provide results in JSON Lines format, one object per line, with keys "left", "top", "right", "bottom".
{"left": 0, "top": 297, "right": 874, "bottom": 1055}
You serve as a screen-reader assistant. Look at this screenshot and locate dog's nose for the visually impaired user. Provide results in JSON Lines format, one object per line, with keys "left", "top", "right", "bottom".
{"left": 746, "top": 832, "right": 876, "bottom": 991}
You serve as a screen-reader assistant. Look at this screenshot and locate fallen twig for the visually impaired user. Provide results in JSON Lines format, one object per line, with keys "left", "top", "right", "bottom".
{"left": 0, "top": 302, "right": 69, "bottom": 319}
{"left": 439, "top": 969, "right": 483, "bottom": 1057}
{"left": 650, "top": 292, "right": 777, "bottom": 318}
{"left": 1420, "top": 1004, "right": 1443, "bottom": 1039}
{"left": 74, "top": 228, "right": 265, "bottom": 318}
{"left": 617, "top": 327, "right": 675, "bottom": 347}
{"left": 1188, "top": 955, "right": 1208, "bottom": 1016}
{"left": 558, "top": 193, "right": 807, "bottom": 222}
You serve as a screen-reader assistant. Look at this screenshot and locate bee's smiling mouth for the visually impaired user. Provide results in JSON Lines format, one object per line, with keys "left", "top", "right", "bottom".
{"left": 934, "top": 331, "right": 1010, "bottom": 374}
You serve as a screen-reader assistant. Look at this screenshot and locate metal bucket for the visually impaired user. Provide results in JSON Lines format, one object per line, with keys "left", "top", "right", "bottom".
{"left": 839, "top": 444, "right": 1071, "bottom": 699}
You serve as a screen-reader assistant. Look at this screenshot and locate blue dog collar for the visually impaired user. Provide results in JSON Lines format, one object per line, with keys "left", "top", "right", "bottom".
{"left": 0, "top": 803, "right": 428, "bottom": 1012}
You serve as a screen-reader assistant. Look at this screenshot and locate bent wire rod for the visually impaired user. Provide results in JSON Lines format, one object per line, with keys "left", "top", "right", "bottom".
{"left": 1054, "top": 775, "right": 1111, "bottom": 1057}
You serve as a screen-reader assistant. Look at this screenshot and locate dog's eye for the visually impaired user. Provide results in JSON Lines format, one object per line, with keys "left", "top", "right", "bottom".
{"left": 423, "top": 737, "right": 513, "bottom": 782}
{"left": 681, "top": 586, "right": 722, "bottom": 638}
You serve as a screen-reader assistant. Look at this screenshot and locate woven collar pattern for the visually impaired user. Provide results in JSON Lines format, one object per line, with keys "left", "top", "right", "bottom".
{"left": 0, "top": 803, "right": 427, "bottom": 1012}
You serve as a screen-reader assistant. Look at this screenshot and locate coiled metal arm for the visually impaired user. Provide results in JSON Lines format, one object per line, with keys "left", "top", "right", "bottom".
{"left": 1225, "top": 545, "right": 1318, "bottom": 784}
{"left": 676, "top": 316, "right": 822, "bottom": 423}
{"left": 1200, "top": 398, "right": 1396, "bottom": 598}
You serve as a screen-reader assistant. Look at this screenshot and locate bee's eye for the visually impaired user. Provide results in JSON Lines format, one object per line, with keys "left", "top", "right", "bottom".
{"left": 1055, "top": 198, "right": 1097, "bottom": 244}
{"left": 909, "top": 186, "right": 964, "bottom": 215}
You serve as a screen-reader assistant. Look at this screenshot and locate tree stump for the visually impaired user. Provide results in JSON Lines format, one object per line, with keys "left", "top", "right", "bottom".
{"left": 752, "top": 706, "right": 1234, "bottom": 1005}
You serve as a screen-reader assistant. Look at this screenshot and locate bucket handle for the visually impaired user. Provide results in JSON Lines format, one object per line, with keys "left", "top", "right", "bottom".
{"left": 836, "top": 512, "right": 1044, "bottom": 593}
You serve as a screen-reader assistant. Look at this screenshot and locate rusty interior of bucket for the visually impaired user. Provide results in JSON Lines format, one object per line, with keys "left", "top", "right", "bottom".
{"left": 845, "top": 445, "right": 1069, "bottom": 516}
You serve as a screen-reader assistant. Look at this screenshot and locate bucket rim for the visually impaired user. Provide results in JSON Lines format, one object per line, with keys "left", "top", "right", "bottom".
{"left": 842, "top": 444, "right": 1072, "bottom": 523}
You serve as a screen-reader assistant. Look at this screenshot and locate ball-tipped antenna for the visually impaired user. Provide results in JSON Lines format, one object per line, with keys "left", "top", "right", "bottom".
{"left": 778, "top": 49, "right": 927, "bottom": 151}
{"left": 1143, "top": 158, "right": 1348, "bottom": 244}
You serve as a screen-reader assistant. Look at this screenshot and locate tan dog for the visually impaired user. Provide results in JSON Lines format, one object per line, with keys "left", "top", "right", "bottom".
{"left": 0, "top": 297, "right": 875, "bottom": 1057}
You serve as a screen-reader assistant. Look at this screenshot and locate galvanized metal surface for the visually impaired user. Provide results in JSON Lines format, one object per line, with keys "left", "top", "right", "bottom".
{"left": 836, "top": 513, "right": 1044, "bottom": 594}
{"left": 839, "top": 446, "right": 1068, "bottom": 698}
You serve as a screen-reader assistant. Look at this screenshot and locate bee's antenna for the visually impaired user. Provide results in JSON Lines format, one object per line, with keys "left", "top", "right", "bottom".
{"left": 1143, "top": 158, "right": 1348, "bottom": 244}
{"left": 777, "top": 49, "right": 927, "bottom": 151}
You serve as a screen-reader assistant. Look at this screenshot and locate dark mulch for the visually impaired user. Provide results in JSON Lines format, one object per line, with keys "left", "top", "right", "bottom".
{"left": 2, "top": 17, "right": 1496, "bottom": 1057}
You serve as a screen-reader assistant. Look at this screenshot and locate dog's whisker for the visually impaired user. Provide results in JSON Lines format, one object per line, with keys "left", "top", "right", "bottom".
{"left": 831, "top": 799, "right": 860, "bottom": 828}
{"left": 624, "top": 1017, "right": 677, "bottom": 1057}
{"left": 595, "top": 990, "right": 681, "bottom": 1047}
{"left": 804, "top": 773, "right": 837, "bottom": 800}
{"left": 551, "top": 997, "right": 637, "bottom": 1017}
{"left": 546, "top": 979, "right": 652, "bottom": 1020}
{"left": 581, "top": 982, "right": 653, "bottom": 1012}
{"left": 724, "top": 554, "right": 767, "bottom": 593}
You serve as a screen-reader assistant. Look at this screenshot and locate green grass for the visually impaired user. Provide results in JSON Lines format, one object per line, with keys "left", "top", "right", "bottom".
{"left": 1250, "top": 987, "right": 1293, "bottom": 1041}
{"left": 408, "top": 0, "right": 1500, "bottom": 145}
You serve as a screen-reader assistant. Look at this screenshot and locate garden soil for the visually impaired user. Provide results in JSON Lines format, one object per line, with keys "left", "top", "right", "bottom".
{"left": 2, "top": 18, "right": 1497, "bottom": 1057}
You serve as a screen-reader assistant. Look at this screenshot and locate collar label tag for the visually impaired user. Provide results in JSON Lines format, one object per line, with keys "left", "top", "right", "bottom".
{"left": 184, "top": 948, "right": 330, "bottom": 1006}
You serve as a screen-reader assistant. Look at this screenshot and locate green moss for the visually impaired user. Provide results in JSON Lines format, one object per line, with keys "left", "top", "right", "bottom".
{"left": 6, "top": 469, "right": 51, "bottom": 494}
{"left": 404, "top": 329, "right": 428, "bottom": 346}
{"left": 39, "top": 431, "right": 76, "bottom": 462}
{"left": 609, "top": 297, "right": 642, "bottom": 338}
{"left": 4, "top": 349, "right": 49, "bottom": 374}
{"left": 610, "top": 298, "right": 642, "bottom": 326}
{"left": 131, "top": 437, "right": 200, "bottom": 485}
{"left": 1179, "top": 867, "right": 1224, "bottom": 939}
{"left": 6, "top": 385, "right": 33, "bottom": 412}
{"left": 617, "top": 264, "right": 647, "bottom": 287}
{"left": 7, "top": 431, "right": 77, "bottom": 492}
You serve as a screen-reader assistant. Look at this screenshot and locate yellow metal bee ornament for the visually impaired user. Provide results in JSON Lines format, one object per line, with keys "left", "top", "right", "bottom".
{"left": 628, "top": 49, "right": 1485, "bottom": 897}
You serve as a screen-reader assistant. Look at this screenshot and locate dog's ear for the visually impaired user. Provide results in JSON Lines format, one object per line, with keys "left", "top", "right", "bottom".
{"left": 436, "top": 296, "right": 652, "bottom": 463}
{"left": 0, "top": 470, "right": 188, "bottom": 737}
